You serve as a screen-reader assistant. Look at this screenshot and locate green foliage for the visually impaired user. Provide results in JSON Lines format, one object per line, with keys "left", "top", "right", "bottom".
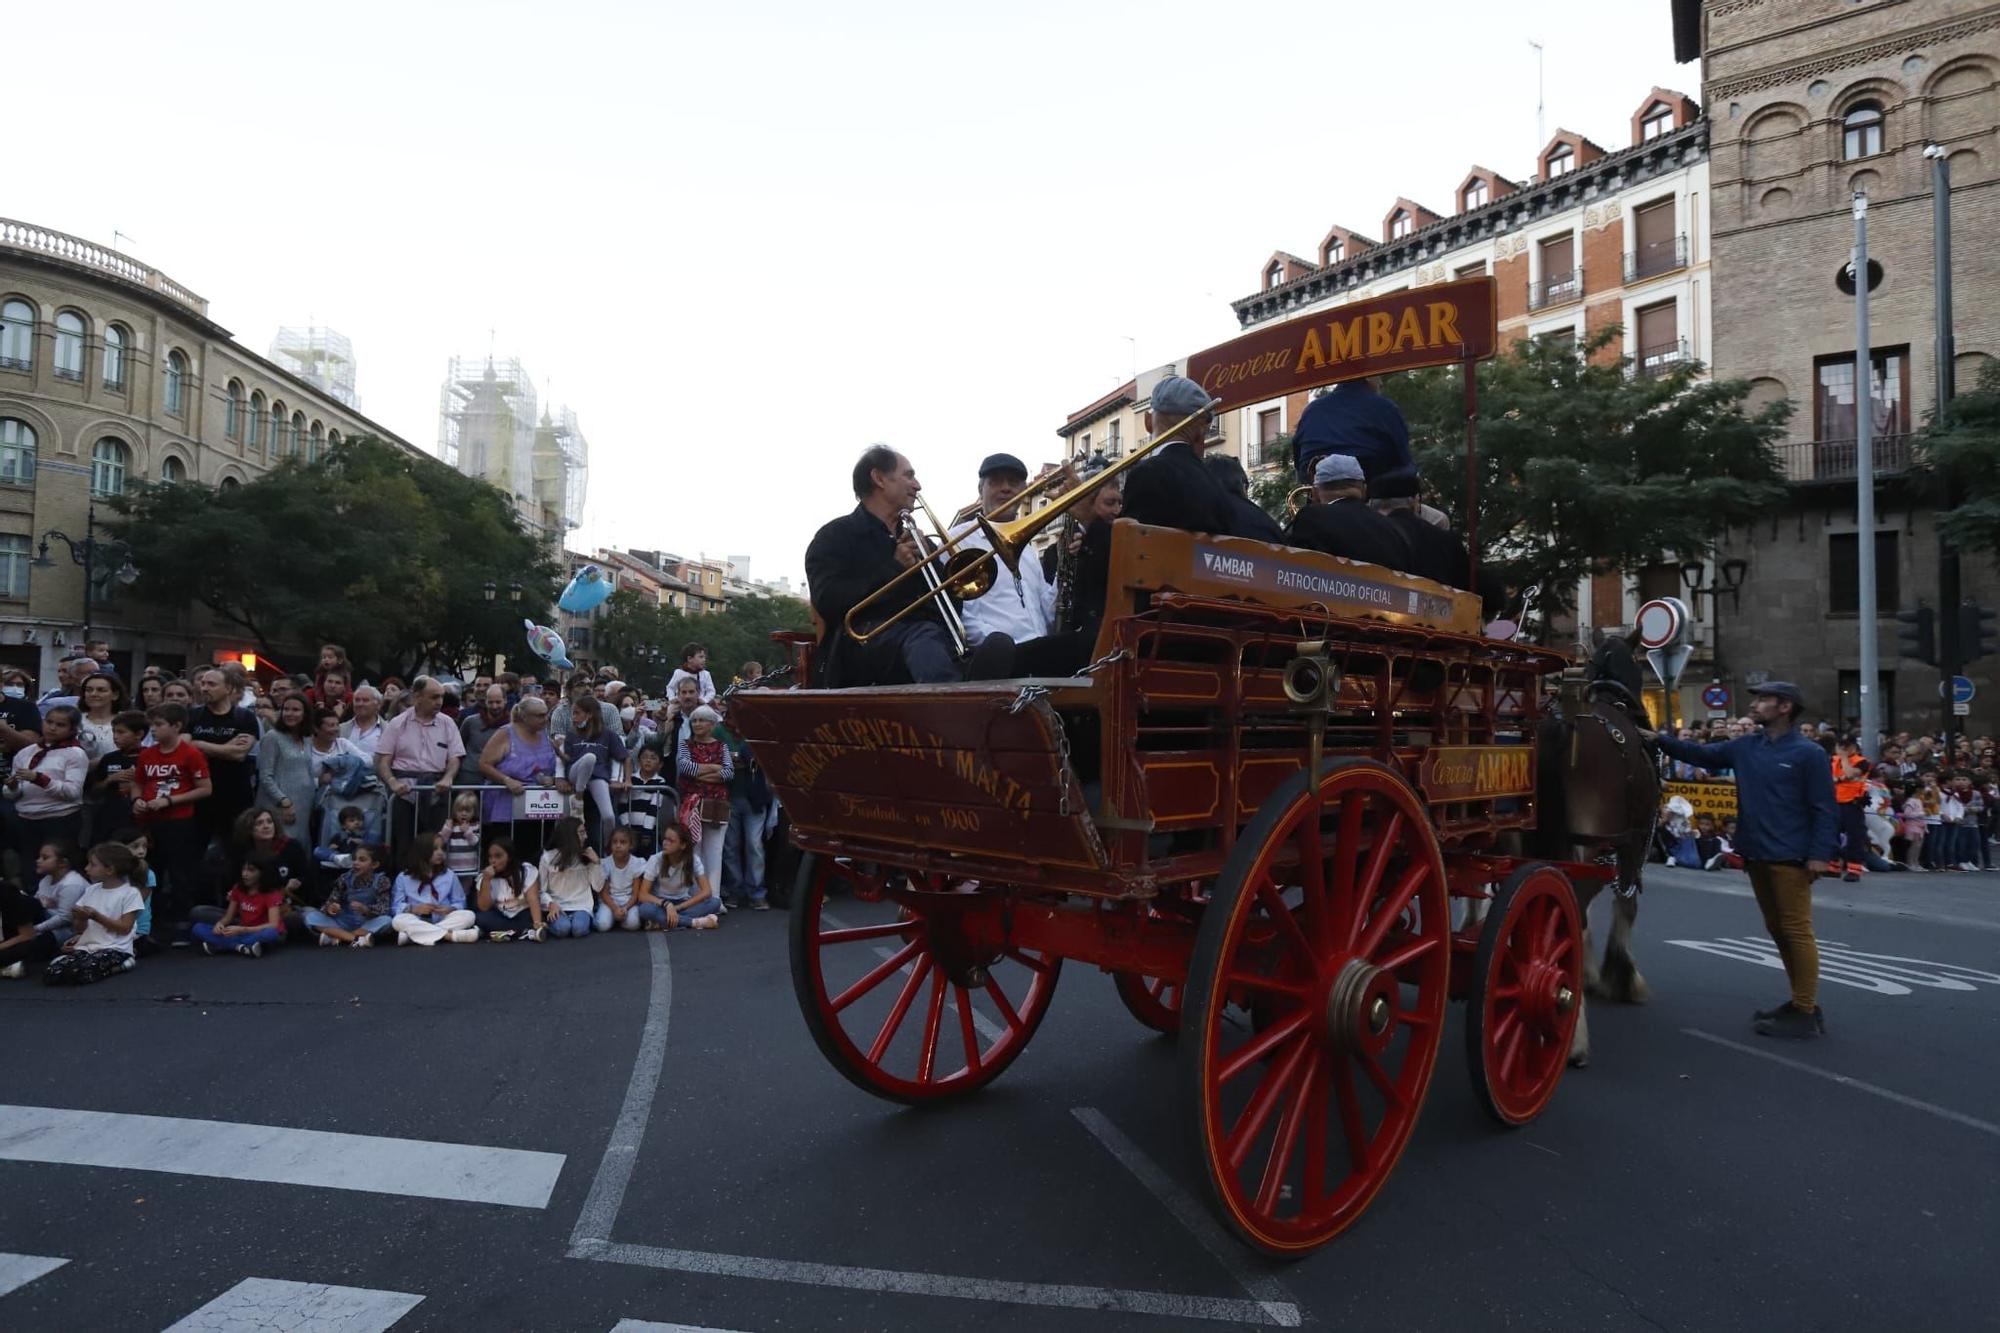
{"left": 1926, "top": 359, "right": 2000, "bottom": 557}
{"left": 584, "top": 587, "right": 810, "bottom": 694}
{"left": 107, "top": 436, "right": 561, "bottom": 676}
{"left": 1382, "top": 328, "right": 1792, "bottom": 617}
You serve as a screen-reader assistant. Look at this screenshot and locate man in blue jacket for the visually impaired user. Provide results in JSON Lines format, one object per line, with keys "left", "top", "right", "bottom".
{"left": 1292, "top": 377, "right": 1412, "bottom": 486}
{"left": 1643, "top": 680, "right": 1836, "bottom": 1039}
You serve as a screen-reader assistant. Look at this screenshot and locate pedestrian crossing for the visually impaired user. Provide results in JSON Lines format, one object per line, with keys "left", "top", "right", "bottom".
{"left": 0, "top": 1254, "right": 746, "bottom": 1332}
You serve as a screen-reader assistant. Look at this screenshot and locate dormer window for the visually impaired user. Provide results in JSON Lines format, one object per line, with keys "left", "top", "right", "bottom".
{"left": 1546, "top": 145, "right": 1574, "bottom": 177}
{"left": 1843, "top": 102, "right": 1884, "bottom": 159}
{"left": 1389, "top": 210, "right": 1411, "bottom": 239}
{"left": 1266, "top": 263, "right": 1285, "bottom": 290}
{"left": 1324, "top": 240, "right": 1343, "bottom": 265}
{"left": 1641, "top": 103, "right": 1673, "bottom": 141}
{"left": 1463, "top": 180, "right": 1487, "bottom": 210}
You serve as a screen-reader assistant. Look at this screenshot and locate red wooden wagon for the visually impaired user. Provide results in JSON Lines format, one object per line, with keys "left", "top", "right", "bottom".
{"left": 729, "top": 279, "right": 1610, "bottom": 1257}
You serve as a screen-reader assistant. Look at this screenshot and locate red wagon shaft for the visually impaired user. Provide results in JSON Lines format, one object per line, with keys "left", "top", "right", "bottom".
{"left": 735, "top": 277, "right": 1599, "bottom": 1259}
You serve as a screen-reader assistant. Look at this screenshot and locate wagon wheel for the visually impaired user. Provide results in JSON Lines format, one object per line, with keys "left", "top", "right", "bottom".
{"left": 790, "top": 854, "right": 1061, "bottom": 1105}
{"left": 1182, "top": 760, "right": 1450, "bottom": 1257}
{"left": 1464, "top": 862, "right": 1582, "bottom": 1127}
{"left": 1113, "top": 970, "right": 1183, "bottom": 1035}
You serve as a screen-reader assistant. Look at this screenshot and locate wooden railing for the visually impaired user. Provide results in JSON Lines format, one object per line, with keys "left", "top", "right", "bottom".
{"left": 0, "top": 217, "right": 209, "bottom": 315}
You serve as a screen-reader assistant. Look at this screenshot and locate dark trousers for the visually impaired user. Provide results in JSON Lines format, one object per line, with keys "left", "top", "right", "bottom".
{"left": 13, "top": 811, "right": 83, "bottom": 869}
{"left": 867, "top": 620, "right": 959, "bottom": 685}
{"left": 0, "top": 931, "right": 58, "bottom": 970}
{"left": 1835, "top": 800, "right": 1867, "bottom": 867}
{"left": 145, "top": 818, "right": 209, "bottom": 934}
{"left": 387, "top": 777, "right": 449, "bottom": 868}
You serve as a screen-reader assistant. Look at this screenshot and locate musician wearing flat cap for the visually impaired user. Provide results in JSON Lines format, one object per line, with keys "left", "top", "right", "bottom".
{"left": 951, "top": 453, "right": 1056, "bottom": 649}
{"left": 1121, "top": 376, "right": 1259, "bottom": 538}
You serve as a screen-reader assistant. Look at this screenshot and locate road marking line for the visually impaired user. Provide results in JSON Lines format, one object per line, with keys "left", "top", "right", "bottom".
{"left": 0, "top": 1253, "right": 66, "bottom": 1299}
{"left": 611, "top": 1322, "right": 748, "bottom": 1332}
{"left": 0, "top": 1105, "right": 564, "bottom": 1209}
{"left": 1072, "top": 1107, "right": 1302, "bottom": 1328}
{"left": 162, "top": 1278, "right": 421, "bottom": 1332}
{"left": 570, "top": 929, "right": 672, "bottom": 1249}
{"left": 822, "top": 910, "right": 1005, "bottom": 1043}
{"left": 578, "top": 1241, "right": 1297, "bottom": 1327}
{"left": 1652, "top": 871, "right": 2000, "bottom": 933}
{"left": 1682, "top": 1029, "right": 2000, "bottom": 1139}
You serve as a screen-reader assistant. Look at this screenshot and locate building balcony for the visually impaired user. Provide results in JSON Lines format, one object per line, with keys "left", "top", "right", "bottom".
{"left": 1528, "top": 270, "right": 1582, "bottom": 311}
{"left": 1624, "top": 235, "right": 1689, "bottom": 283}
{"left": 1777, "top": 433, "right": 1916, "bottom": 484}
{"left": 1633, "top": 337, "right": 1688, "bottom": 380}
{"left": 0, "top": 217, "right": 209, "bottom": 316}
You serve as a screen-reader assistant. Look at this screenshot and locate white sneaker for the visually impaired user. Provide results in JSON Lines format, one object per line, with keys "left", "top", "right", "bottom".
{"left": 396, "top": 931, "right": 411, "bottom": 946}
{"left": 318, "top": 933, "right": 335, "bottom": 948}
{"left": 449, "top": 927, "right": 479, "bottom": 943}
{"left": 0, "top": 961, "right": 24, "bottom": 979}
{"left": 352, "top": 934, "right": 373, "bottom": 948}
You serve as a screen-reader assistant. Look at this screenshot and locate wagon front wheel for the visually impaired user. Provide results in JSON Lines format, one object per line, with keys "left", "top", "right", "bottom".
{"left": 1465, "top": 862, "right": 1582, "bottom": 1126}
{"left": 1182, "top": 760, "right": 1450, "bottom": 1257}
{"left": 790, "top": 855, "right": 1060, "bottom": 1105}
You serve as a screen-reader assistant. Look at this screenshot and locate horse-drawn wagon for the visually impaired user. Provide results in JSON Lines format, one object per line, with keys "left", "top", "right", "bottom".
{"left": 729, "top": 278, "right": 1624, "bottom": 1257}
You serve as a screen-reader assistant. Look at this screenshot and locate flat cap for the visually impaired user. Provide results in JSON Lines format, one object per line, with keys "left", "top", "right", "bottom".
{"left": 1152, "top": 375, "right": 1219, "bottom": 421}
{"left": 1313, "top": 453, "right": 1366, "bottom": 485}
{"left": 1749, "top": 680, "right": 1805, "bottom": 709}
{"left": 978, "top": 452, "right": 1028, "bottom": 479}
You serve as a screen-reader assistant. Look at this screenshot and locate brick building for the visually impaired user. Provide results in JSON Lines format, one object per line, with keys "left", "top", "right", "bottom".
{"left": 1677, "top": 0, "right": 2000, "bottom": 732}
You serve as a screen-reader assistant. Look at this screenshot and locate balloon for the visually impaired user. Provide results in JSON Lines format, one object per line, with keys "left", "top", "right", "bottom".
{"left": 523, "top": 619, "right": 574, "bottom": 671}
{"left": 557, "top": 562, "right": 616, "bottom": 614}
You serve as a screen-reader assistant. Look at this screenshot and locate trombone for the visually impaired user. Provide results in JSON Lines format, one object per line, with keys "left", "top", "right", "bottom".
{"left": 844, "top": 409, "right": 1208, "bottom": 645}
{"left": 947, "top": 459, "right": 1079, "bottom": 529}
{"left": 904, "top": 497, "right": 971, "bottom": 657}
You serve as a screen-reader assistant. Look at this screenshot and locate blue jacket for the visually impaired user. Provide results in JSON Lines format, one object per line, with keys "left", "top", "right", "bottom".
{"left": 1292, "top": 381, "right": 1412, "bottom": 483}
{"left": 1656, "top": 729, "right": 1837, "bottom": 864}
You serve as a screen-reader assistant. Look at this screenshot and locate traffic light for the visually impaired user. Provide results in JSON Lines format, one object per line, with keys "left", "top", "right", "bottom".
{"left": 1958, "top": 603, "right": 1998, "bottom": 664}
{"left": 1895, "top": 606, "right": 1936, "bottom": 665}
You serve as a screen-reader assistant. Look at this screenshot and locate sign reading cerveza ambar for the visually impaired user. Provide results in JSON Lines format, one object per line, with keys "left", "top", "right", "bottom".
{"left": 1192, "top": 542, "right": 1459, "bottom": 622}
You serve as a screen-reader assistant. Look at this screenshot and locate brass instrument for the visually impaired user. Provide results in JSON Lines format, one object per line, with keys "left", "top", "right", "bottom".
{"left": 903, "top": 497, "right": 971, "bottom": 657}
{"left": 1053, "top": 450, "right": 1111, "bottom": 634}
{"left": 844, "top": 409, "right": 1208, "bottom": 645}
{"left": 947, "top": 460, "right": 1079, "bottom": 529}
{"left": 1286, "top": 483, "right": 1316, "bottom": 519}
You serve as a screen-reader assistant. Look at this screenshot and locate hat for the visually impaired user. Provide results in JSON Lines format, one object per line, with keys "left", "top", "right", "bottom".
{"left": 1152, "top": 375, "right": 1219, "bottom": 420}
{"left": 978, "top": 452, "right": 1028, "bottom": 480}
{"left": 1313, "top": 453, "right": 1366, "bottom": 485}
{"left": 1749, "top": 680, "right": 1806, "bottom": 710}
{"left": 1368, "top": 466, "right": 1421, "bottom": 499}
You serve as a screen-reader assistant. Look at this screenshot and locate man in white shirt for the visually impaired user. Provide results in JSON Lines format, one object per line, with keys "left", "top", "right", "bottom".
{"left": 952, "top": 453, "right": 1056, "bottom": 649}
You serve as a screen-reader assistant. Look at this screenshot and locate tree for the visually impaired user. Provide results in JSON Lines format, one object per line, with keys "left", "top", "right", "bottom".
{"left": 584, "top": 588, "right": 812, "bottom": 693}
{"left": 1381, "top": 329, "right": 1791, "bottom": 619}
{"left": 1925, "top": 359, "right": 2000, "bottom": 557}
{"left": 108, "top": 436, "right": 560, "bottom": 677}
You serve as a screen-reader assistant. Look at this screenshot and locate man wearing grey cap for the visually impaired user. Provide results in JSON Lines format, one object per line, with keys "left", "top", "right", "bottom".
{"left": 1120, "top": 376, "right": 1258, "bottom": 538}
{"left": 951, "top": 453, "right": 1056, "bottom": 648}
{"left": 1284, "top": 453, "right": 1412, "bottom": 570}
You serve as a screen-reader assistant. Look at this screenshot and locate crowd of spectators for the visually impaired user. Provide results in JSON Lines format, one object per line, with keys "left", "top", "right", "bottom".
{"left": 0, "top": 640, "right": 785, "bottom": 983}
{"left": 1654, "top": 715, "right": 2000, "bottom": 877}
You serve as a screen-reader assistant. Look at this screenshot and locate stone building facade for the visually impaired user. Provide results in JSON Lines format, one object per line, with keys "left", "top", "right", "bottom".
{"left": 0, "top": 216, "right": 429, "bottom": 685}
{"left": 1683, "top": 0, "right": 2000, "bottom": 732}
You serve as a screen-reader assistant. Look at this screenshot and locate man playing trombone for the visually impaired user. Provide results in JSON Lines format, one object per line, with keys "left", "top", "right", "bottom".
{"left": 805, "top": 446, "right": 1012, "bottom": 687}
{"left": 950, "top": 453, "right": 1056, "bottom": 649}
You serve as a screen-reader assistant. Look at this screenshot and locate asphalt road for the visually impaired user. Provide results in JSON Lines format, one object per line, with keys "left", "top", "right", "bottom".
{"left": 1, "top": 862, "right": 1995, "bottom": 1332}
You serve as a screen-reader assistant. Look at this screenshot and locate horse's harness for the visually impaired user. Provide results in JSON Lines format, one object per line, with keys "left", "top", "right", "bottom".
{"left": 1554, "top": 669, "right": 1654, "bottom": 898}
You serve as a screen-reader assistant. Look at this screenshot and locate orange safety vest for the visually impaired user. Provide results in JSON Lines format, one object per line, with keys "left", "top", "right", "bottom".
{"left": 1833, "top": 756, "right": 1868, "bottom": 804}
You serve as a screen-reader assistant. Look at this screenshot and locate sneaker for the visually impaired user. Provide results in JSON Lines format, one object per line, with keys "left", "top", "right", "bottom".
{"left": 1754, "top": 1004, "right": 1824, "bottom": 1038}
{"left": 318, "top": 933, "right": 336, "bottom": 948}
{"left": 201, "top": 942, "right": 215, "bottom": 956}
{"left": 525, "top": 927, "right": 544, "bottom": 942}
{"left": 352, "top": 934, "right": 373, "bottom": 948}
{"left": 396, "top": 931, "right": 411, "bottom": 946}
{"left": 449, "top": 927, "right": 480, "bottom": 944}
{"left": 1, "top": 961, "right": 24, "bottom": 979}
{"left": 1963, "top": 862, "right": 1981, "bottom": 872}
{"left": 120, "top": 955, "right": 136, "bottom": 971}
{"left": 690, "top": 915, "right": 720, "bottom": 931}
{"left": 245, "top": 942, "right": 263, "bottom": 959}
{"left": 487, "top": 930, "right": 516, "bottom": 943}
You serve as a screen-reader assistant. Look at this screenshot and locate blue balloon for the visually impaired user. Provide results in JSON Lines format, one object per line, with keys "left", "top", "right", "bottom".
{"left": 558, "top": 563, "right": 615, "bottom": 613}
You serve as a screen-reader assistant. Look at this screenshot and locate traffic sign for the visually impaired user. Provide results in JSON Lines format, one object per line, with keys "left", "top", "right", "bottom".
{"left": 1937, "top": 676, "right": 1977, "bottom": 704}
{"left": 1636, "top": 598, "right": 1690, "bottom": 651}
{"left": 1956, "top": 702, "right": 1971, "bottom": 716}
{"left": 1702, "top": 684, "right": 1731, "bottom": 710}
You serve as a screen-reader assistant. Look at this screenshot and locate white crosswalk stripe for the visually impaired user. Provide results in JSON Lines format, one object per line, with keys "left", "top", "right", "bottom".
{"left": 162, "top": 1278, "right": 423, "bottom": 1332}
{"left": 610, "top": 1322, "right": 749, "bottom": 1333}
{"left": 0, "top": 1253, "right": 67, "bottom": 1300}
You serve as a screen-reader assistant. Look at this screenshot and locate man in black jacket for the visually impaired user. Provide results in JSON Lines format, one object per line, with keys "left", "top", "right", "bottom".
{"left": 1121, "top": 376, "right": 1252, "bottom": 537}
{"left": 1369, "top": 470, "right": 1505, "bottom": 616}
{"left": 805, "top": 446, "right": 1012, "bottom": 687}
{"left": 1284, "top": 454, "right": 1412, "bottom": 570}
{"left": 1201, "top": 453, "right": 1286, "bottom": 544}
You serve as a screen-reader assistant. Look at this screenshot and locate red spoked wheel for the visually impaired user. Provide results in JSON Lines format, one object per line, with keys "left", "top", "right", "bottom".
{"left": 1113, "top": 970, "right": 1183, "bottom": 1035}
{"left": 1465, "top": 862, "right": 1582, "bottom": 1126}
{"left": 790, "top": 854, "right": 1061, "bottom": 1105}
{"left": 1182, "top": 760, "right": 1450, "bottom": 1257}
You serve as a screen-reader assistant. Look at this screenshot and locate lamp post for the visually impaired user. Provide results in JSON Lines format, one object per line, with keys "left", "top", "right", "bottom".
{"left": 33, "top": 502, "right": 138, "bottom": 641}
{"left": 1682, "top": 555, "right": 1749, "bottom": 715}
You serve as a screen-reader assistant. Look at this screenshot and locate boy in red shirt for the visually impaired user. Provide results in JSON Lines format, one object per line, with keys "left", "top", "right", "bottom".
{"left": 134, "top": 703, "right": 213, "bottom": 944}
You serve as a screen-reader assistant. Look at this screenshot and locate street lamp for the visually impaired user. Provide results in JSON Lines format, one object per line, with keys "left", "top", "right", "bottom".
{"left": 32, "top": 502, "right": 137, "bottom": 640}
{"left": 1682, "top": 556, "right": 1751, "bottom": 707}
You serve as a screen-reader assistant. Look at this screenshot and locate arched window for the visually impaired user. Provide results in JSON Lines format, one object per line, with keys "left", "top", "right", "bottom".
{"left": 327, "top": 428, "right": 341, "bottom": 449}
{"left": 1546, "top": 145, "right": 1574, "bottom": 177}
{"left": 269, "top": 400, "right": 285, "bottom": 459}
{"left": 164, "top": 350, "right": 187, "bottom": 414}
{"left": 1389, "top": 209, "right": 1412, "bottom": 239}
{"left": 249, "top": 391, "right": 266, "bottom": 449}
{"left": 101, "top": 323, "right": 126, "bottom": 388}
{"left": 1641, "top": 103, "right": 1674, "bottom": 141}
{"left": 308, "top": 421, "right": 324, "bottom": 462}
{"left": 225, "top": 380, "right": 244, "bottom": 439}
{"left": 91, "top": 437, "right": 129, "bottom": 497}
{"left": 290, "top": 411, "right": 305, "bottom": 457}
{"left": 1843, "top": 102, "right": 1884, "bottom": 159}
{"left": 1463, "top": 179, "right": 1488, "bottom": 210}
{"left": 53, "top": 311, "right": 85, "bottom": 381}
{"left": 161, "top": 454, "right": 187, "bottom": 483}
{"left": 0, "top": 300, "right": 33, "bottom": 370}
{"left": 0, "top": 417, "right": 36, "bottom": 486}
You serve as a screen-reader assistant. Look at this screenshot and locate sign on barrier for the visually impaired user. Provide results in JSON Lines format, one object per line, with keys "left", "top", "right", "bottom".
{"left": 1663, "top": 779, "right": 1737, "bottom": 820}
{"left": 520, "top": 787, "right": 566, "bottom": 820}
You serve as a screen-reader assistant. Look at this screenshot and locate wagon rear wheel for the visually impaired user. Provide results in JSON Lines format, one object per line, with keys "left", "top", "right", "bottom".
{"left": 1113, "top": 970, "right": 1183, "bottom": 1035}
{"left": 790, "top": 854, "right": 1060, "bottom": 1105}
{"left": 1182, "top": 760, "right": 1450, "bottom": 1257}
{"left": 1465, "top": 862, "right": 1582, "bottom": 1126}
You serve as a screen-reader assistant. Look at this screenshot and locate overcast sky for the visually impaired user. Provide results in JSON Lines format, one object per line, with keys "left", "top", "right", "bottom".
{"left": 10, "top": 1, "right": 1693, "bottom": 587}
